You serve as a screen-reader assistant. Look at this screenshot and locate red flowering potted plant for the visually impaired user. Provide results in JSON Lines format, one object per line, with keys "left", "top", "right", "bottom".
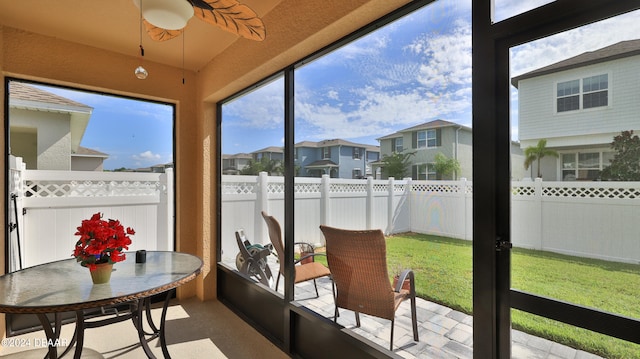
{"left": 73, "top": 212, "right": 134, "bottom": 284}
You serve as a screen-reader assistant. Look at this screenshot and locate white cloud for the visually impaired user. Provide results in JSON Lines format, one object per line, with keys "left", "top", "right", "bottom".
{"left": 493, "top": 0, "right": 555, "bottom": 22}
{"left": 510, "top": 10, "right": 640, "bottom": 77}
{"left": 222, "top": 80, "right": 284, "bottom": 129}
{"left": 222, "top": 2, "right": 640, "bottom": 151}
{"left": 132, "top": 150, "right": 161, "bottom": 162}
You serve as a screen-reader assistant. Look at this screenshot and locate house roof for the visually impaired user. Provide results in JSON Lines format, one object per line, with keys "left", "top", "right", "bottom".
{"left": 9, "top": 82, "right": 93, "bottom": 153}
{"left": 10, "top": 82, "right": 92, "bottom": 110}
{"left": 376, "top": 119, "right": 470, "bottom": 140}
{"left": 222, "top": 153, "right": 252, "bottom": 159}
{"left": 305, "top": 159, "right": 339, "bottom": 168}
{"left": 251, "top": 146, "right": 284, "bottom": 154}
{"left": 295, "top": 139, "right": 379, "bottom": 152}
{"left": 511, "top": 39, "right": 640, "bottom": 88}
{"left": 72, "top": 146, "right": 108, "bottom": 158}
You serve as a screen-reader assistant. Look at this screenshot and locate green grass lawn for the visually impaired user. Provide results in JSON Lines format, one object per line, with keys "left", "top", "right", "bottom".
{"left": 379, "top": 233, "right": 640, "bottom": 359}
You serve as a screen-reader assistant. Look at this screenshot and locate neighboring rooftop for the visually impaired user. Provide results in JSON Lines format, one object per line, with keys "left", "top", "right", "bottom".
{"left": 296, "top": 139, "right": 380, "bottom": 152}
{"left": 9, "top": 82, "right": 93, "bottom": 112}
{"left": 511, "top": 39, "right": 640, "bottom": 87}
{"left": 9, "top": 81, "right": 93, "bottom": 153}
{"left": 377, "top": 119, "right": 471, "bottom": 141}
{"left": 72, "top": 146, "right": 109, "bottom": 158}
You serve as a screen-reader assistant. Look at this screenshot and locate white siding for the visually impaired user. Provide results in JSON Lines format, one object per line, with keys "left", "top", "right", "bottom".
{"left": 518, "top": 55, "right": 640, "bottom": 148}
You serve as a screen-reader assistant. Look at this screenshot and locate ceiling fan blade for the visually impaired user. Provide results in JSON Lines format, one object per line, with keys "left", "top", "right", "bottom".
{"left": 193, "top": 0, "right": 266, "bottom": 41}
{"left": 143, "top": 20, "right": 184, "bottom": 41}
{"left": 187, "top": 0, "right": 213, "bottom": 11}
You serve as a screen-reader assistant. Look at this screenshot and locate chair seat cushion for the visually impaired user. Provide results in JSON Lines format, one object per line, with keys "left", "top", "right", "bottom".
{"left": 393, "top": 289, "right": 410, "bottom": 311}
{"left": 295, "top": 262, "right": 331, "bottom": 283}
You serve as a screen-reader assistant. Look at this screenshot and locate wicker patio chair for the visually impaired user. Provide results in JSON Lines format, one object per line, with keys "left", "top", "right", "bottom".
{"left": 261, "top": 211, "right": 332, "bottom": 298}
{"left": 319, "top": 225, "right": 419, "bottom": 351}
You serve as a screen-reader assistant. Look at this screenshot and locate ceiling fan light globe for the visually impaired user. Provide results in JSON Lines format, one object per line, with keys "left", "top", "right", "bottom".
{"left": 135, "top": 66, "right": 149, "bottom": 79}
{"left": 139, "top": 0, "right": 194, "bottom": 30}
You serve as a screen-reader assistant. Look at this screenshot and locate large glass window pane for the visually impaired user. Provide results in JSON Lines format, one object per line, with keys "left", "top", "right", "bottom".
{"left": 7, "top": 81, "right": 175, "bottom": 272}
{"left": 510, "top": 10, "right": 640, "bottom": 357}
{"left": 293, "top": 0, "right": 473, "bottom": 351}
{"left": 493, "top": 0, "right": 555, "bottom": 23}
{"left": 220, "top": 77, "right": 285, "bottom": 292}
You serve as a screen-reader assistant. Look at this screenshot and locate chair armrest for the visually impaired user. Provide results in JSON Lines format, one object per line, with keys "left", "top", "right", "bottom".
{"left": 294, "top": 252, "right": 326, "bottom": 264}
{"left": 394, "top": 269, "right": 416, "bottom": 295}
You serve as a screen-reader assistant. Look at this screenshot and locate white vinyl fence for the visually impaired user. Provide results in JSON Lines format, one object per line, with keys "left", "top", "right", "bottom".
{"left": 9, "top": 156, "right": 174, "bottom": 270}
{"left": 222, "top": 173, "right": 640, "bottom": 265}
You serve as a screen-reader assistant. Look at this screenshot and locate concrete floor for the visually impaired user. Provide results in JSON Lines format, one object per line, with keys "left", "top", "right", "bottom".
{"left": 0, "top": 298, "right": 288, "bottom": 359}
{"left": 0, "top": 271, "right": 608, "bottom": 359}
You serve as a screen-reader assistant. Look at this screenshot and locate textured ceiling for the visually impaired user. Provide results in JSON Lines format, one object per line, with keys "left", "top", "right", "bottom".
{"left": 0, "top": 0, "right": 281, "bottom": 71}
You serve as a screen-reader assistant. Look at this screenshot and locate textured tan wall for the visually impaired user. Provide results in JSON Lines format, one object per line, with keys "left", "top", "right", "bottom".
{"left": 0, "top": 25, "right": 5, "bottom": 342}
{"left": 0, "top": 26, "right": 201, "bottom": 301}
{"left": 0, "top": 1, "right": 412, "bottom": 334}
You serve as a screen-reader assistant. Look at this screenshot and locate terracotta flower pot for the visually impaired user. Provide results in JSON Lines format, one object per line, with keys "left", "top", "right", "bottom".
{"left": 90, "top": 263, "right": 113, "bottom": 284}
{"left": 392, "top": 275, "right": 410, "bottom": 291}
{"left": 299, "top": 251, "right": 314, "bottom": 264}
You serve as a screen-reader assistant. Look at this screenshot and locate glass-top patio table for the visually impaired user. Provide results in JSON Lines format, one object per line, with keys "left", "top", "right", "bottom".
{"left": 0, "top": 251, "right": 203, "bottom": 359}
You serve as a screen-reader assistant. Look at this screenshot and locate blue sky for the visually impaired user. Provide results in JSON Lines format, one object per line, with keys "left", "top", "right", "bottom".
{"left": 222, "top": 1, "right": 640, "bottom": 155}
{"left": 31, "top": 85, "right": 173, "bottom": 171}
{"left": 20, "top": 0, "right": 640, "bottom": 167}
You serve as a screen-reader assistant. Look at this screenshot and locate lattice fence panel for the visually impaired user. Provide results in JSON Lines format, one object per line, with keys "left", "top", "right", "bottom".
{"left": 267, "top": 182, "right": 285, "bottom": 194}
{"left": 542, "top": 186, "right": 640, "bottom": 199}
{"left": 373, "top": 184, "right": 388, "bottom": 192}
{"left": 393, "top": 184, "right": 406, "bottom": 193}
{"left": 222, "top": 182, "right": 256, "bottom": 195}
{"left": 24, "top": 180, "right": 162, "bottom": 197}
{"left": 412, "top": 183, "right": 460, "bottom": 193}
{"left": 295, "top": 183, "right": 321, "bottom": 194}
{"left": 512, "top": 185, "right": 535, "bottom": 197}
{"left": 330, "top": 183, "right": 368, "bottom": 193}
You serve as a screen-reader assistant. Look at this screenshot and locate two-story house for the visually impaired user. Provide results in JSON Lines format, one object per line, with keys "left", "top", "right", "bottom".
{"left": 377, "top": 119, "right": 473, "bottom": 180}
{"left": 512, "top": 39, "right": 640, "bottom": 181}
{"left": 222, "top": 153, "right": 252, "bottom": 175}
{"left": 251, "top": 146, "right": 284, "bottom": 161}
{"left": 9, "top": 82, "right": 108, "bottom": 171}
{"left": 294, "top": 139, "right": 380, "bottom": 178}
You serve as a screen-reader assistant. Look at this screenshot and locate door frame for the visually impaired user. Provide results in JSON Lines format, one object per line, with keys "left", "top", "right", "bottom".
{"left": 472, "top": 1, "right": 640, "bottom": 358}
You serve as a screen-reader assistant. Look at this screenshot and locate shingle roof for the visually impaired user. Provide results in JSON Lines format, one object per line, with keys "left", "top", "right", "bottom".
{"left": 376, "top": 119, "right": 470, "bottom": 140}
{"left": 305, "top": 159, "right": 338, "bottom": 168}
{"left": 9, "top": 82, "right": 93, "bottom": 110}
{"left": 72, "top": 146, "right": 108, "bottom": 157}
{"left": 511, "top": 39, "right": 640, "bottom": 88}
{"left": 295, "top": 139, "right": 379, "bottom": 152}
{"left": 252, "top": 146, "right": 284, "bottom": 154}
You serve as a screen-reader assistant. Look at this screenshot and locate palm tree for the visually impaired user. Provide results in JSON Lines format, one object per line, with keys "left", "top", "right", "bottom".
{"left": 524, "top": 139, "right": 558, "bottom": 178}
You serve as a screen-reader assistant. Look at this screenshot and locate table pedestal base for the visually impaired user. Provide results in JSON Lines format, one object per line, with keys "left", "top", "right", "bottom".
{"left": 35, "top": 289, "right": 174, "bottom": 359}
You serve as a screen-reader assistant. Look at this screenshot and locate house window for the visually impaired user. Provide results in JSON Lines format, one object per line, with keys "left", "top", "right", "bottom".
{"left": 417, "top": 131, "right": 427, "bottom": 148}
{"left": 323, "top": 147, "right": 331, "bottom": 159}
{"left": 561, "top": 151, "right": 613, "bottom": 181}
{"left": 413, "top": 163, "right": 436, "bottom": 180}
{"left": 353, "top": 147, "right": 361, "bottom": 159}
{"left": 393, "top": 137, "right": 403, "bottom": 152}
{"left": 416, "top": 129, "right": 439, "bottom": 149}
{"left": 427, "top": 163, "right": 437, "bottom": 180}
{"left": 352, "top": 168, "right": 362, "bottom": 179}
{"left": 583, "top": 74, "right": 608, "bottom": 109}
{"left": 415, "top": 164, "right": 427, "bottom": 180}
{"left": 557, "top": 74, "right": 608, "bottom": 112}
{"left": 557, "top": 80, "right": 580, "bottom": 112}
{"left": 294, "top": 148, "right": 298, "bottom": 161}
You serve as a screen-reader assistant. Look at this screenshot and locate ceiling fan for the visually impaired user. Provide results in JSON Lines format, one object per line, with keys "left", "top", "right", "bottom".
{"left": 133, "top": 0, "right": 266, "bottom": 42}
